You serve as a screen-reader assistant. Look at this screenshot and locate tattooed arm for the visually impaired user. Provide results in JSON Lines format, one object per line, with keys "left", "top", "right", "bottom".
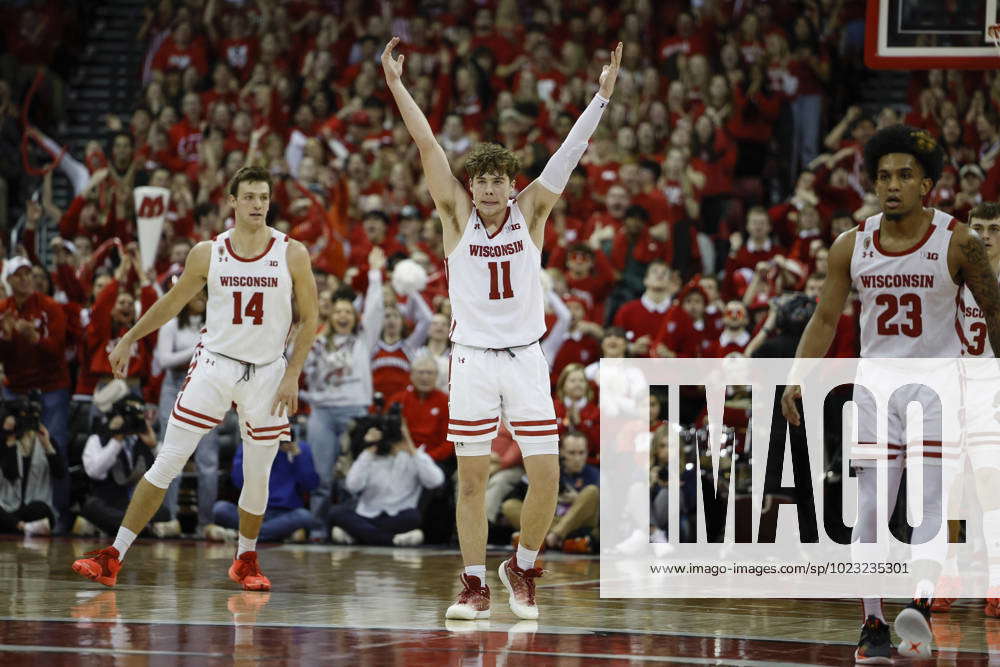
{"left": 952, "top": 224, "right": 1000, "bottom": 357}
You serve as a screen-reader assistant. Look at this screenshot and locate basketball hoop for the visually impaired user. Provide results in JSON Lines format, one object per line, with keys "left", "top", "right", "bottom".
{"left": 990, "top": 24, "right": 1000, "bottom": 58}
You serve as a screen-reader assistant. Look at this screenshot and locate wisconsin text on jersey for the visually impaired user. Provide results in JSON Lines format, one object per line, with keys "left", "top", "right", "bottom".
{"left": 468, "top": 240, "right": 525, "bottom": 258}
{"left": 219, "top": 276, "right": 281, "bottom": 287}
{"left": 858, "top": 274, "right": 936, "bottom": 289}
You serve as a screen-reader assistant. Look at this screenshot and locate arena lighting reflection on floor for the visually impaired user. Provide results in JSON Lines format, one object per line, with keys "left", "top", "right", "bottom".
{"left": 0, "top": 536, "right": 994, "bottom": 665}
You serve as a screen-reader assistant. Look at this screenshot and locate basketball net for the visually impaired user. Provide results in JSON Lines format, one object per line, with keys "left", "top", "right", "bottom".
{"left": 990, "top": 24, "right": 1000, "bottom": 58}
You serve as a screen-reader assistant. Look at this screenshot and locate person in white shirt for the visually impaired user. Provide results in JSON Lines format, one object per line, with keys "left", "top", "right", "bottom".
{"left": 327, "top": 416, "right": 444, "bottom": 546}
{"left": 301, "top": 248, "right": 385, "bottom": 539}
{"left": 156, "top": 289, "right": 221, "bottom": 532}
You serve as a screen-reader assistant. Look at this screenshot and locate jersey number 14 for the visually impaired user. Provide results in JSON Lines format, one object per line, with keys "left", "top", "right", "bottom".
{"left": 232, "top": 291, "right": 264, "bottom": 325}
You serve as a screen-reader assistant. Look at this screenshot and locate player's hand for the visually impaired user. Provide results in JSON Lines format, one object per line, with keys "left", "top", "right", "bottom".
{"left": 382, "top": 37, "right": 404, "bottom": 85}
{"left": 598, "top": 42, "right": 623, "bottom": 99}
{"left": 108, "top": 336, "right": 133, "bottom": 378}
{"left": 780, "top": 385, "right": 802, "bottom": 427}
{"left": 271, "top": 373, "right": 299, "bottom": 417}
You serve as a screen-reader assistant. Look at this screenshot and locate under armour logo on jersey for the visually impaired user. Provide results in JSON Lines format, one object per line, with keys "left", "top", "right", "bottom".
{"left": 458, "top": 357, "right": 466, "bottom": 364}
{"left": 474, "top": 224, "right": 480, "bottom": 230}
{"left": 862, "top": 251, "right": 875, "bottom": 258}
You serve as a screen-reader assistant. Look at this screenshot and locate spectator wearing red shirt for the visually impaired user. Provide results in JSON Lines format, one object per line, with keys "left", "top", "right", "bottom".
{"left": 724, "top": 206, "right": 785, "bottom": 299}
{"left": 704, "top": 301, "right": 752, "bottom": 357}
{"left": 553, "top": 364, "right": 600, "bottom": 465}
{"left": 169, "top": 93, "right": 205, "bottom": 170}
{"left": 0, "top": 256, "right": 72, "bottom": 525}
{"left": 348, "top": 211, "right": 407, "bottom": 293}
{"left": 388, "top": 356, "right": 451, "bottom": 463}
{"left": 652, "top": 282, "right": 713, "bottom": 358}
{"left": 151, "top": 20, "right": 209, "bottom": 77}
{"left": 582, "top": 184, "right": 630, "bottom": 242}
{"left": 84, "top": 252, "right": 157, "bottom": 398}
{"left": 546, "top": 243, "right": 615, "bottom": 322}
{"left": 613, "top": 260, "right": 679, "bottom": 357}
{"left": 658, "top": 12, "right": 711, "bottom": 71}
{"left": 549, "top": 297, "right": 603, "bottom": 383}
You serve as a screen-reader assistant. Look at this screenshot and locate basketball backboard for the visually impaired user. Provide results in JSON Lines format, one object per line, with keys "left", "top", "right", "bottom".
{"left": 865, "top": 0, "right": 999, "bottom": 69}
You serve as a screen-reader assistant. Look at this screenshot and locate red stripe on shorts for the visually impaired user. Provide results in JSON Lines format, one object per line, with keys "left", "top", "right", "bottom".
{"left": 171, "top": 409, "right": 215, "bottom": 430}
{"left": 176, "top": 398, "right": 221, "bottom": 424}
{"left": 248, "top": 430, "right": 292, "bottom": 441}
{"left": 448, "top": 427, "right": 497, "bottom": 436}
{"left": 449, "top": 417, "right": 499, "bottom": 426}
{"left": 514, "top": 429, "right": 559, "bottom": 437}
{"left": 246, "top": 422, "right": 290, "bottom": 433}
{"left": 510, "top": 419, "right": 558, "bottom": 427}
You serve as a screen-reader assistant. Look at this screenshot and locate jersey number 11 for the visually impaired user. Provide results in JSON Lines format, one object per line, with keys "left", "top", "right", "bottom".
{"left": 488, "top": 261, "right": 514, "bottom": 300}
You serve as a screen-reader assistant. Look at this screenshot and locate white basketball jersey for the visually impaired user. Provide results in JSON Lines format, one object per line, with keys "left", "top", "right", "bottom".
{"left": 447, "top": 200, "right": 546, "bottom": 348}
{"left": 959, "top": 278, "right": 999, "bottom": 358}
{"left": 851, "top": 209, "right": 961, "bottom": 358}
{"left": 202, "top": 228, "right": 293, "bottom": 365}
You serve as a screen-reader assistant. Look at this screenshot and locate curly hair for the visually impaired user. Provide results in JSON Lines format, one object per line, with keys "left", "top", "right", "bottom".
{"left": 465, "top": 142, "right": 520, "bottom": 181}
{"left": 863, "top": 124, "right": 944, "bottom": 185}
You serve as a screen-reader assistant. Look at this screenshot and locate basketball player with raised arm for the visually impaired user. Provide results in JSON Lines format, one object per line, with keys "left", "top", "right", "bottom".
{"left": 382, "top": 37, "right": 621, "bottom": 620}
{"left": 71, "top": 166, "right": 319, "bottom": 591}
{"left": 780, "top": 127, "right": 1000, "bottom": 663}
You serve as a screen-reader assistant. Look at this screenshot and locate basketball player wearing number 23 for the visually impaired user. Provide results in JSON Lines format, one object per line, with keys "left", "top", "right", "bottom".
{"left": 780, "top": 126, "right": 1000, "bottom": 663}
{"left": 71, "top": 166, "right": 319, "bottom": 592}
{"left": 383, "top": 38, "right": 622, "bottom": 620}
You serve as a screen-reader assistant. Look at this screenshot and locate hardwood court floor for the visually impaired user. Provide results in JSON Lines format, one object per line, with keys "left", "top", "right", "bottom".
{"left": 0, "top": 536, "right": 994, "bottom": 665}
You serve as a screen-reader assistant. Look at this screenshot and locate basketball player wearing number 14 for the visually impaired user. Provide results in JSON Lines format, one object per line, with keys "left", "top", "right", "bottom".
{"left": 71, "top": 166, "right": 319, "bottom": 591}
{"left": 780, "top": 127, "right": 1000, "bottom": 664}
{"left": 383, "top": 38, "right": 621, "bottom": 619}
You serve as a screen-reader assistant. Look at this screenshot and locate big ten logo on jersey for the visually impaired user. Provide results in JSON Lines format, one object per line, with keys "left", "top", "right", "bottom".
{"left": 509, "top": 222, "right": 521, "bottom": 231}
{"left": 924, "top": 251, "right": 939, "bottom": 260}
{"left": 269, "top": 260, "right": 278, "bottom": 267}
{"left": 137, "top": 194, "right": 165, "bottom": 219}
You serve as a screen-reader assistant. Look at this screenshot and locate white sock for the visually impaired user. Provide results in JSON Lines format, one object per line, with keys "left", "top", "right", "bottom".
{"left": 516, "top": 544, "right": 538, "bottom": 570}
{"left": 237, "top": 534, "right": 257, "bottom": 557}
{"left": 112, "top": 526, "right": 137, "bottom": 561}
{"left": 464, "top": 565, "right": 486, "bottom": 582}
{"left": 862, "top": 598, "right": 885, "bottom": 622}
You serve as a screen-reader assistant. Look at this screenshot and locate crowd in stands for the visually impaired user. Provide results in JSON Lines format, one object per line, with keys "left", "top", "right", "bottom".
{"left": 0, "top": 0, "right": 997, "bottom": 550}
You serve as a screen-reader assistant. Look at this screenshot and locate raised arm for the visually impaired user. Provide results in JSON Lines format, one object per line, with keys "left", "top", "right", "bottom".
{"left": 382, "top": 37, "right": 469, "bottom": 253}
{"left": 781, "top": 229, "right": 856, "bottom": 425}
{"left": 108, "top": 242, "right": 211, "bottom": 377}
{"left": 518, "top": 43, "right": 623, "bottom": 249}
{"left": 952, "top": 223, "right": 1000, "bottom": 357}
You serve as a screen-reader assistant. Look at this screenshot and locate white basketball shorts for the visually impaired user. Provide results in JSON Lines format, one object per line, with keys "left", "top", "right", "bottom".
{"left": 447, "top": 341, "right": 558, "bottom": 457}
{"left": 168, "top": 345, "right": 292, "bottom": 445}
{"left": 849, "top": 359, "right": 961, "bottom": 468}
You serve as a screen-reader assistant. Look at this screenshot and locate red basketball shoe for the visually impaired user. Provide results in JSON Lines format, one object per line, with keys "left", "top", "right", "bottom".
{"left": 228, "top": 551, "right": 271, "bottom": 591}
{"left": 499, "top": 556, "right": 543, "bottom": 620}
{"left": 71, "top": 547, "right": 121, "bottom": 587}
{"left": 445, "top": 574, "right": 491, "bottom": 619}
